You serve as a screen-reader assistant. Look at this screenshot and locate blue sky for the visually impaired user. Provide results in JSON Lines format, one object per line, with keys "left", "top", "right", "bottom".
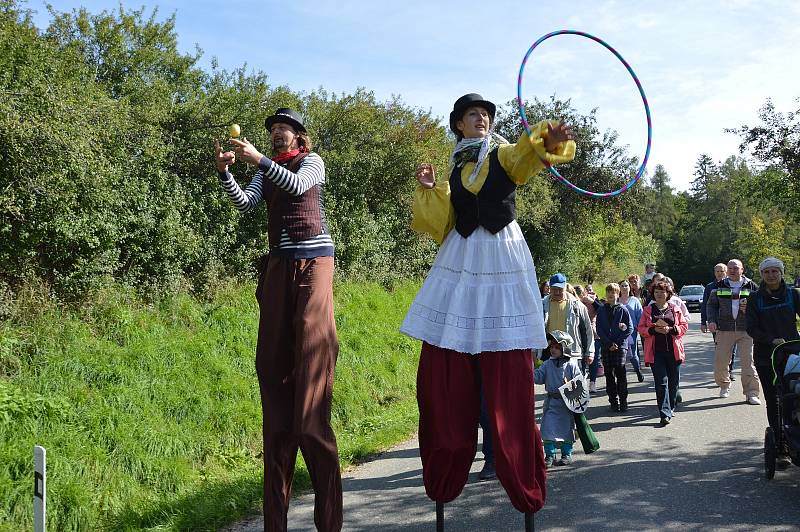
{"left": 28, "top": 0, "right": 800, "bottom": 191}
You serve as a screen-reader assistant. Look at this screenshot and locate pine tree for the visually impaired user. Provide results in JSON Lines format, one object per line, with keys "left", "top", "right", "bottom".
{"left": 690, "top": 154, "right": 719, "bottom": 201}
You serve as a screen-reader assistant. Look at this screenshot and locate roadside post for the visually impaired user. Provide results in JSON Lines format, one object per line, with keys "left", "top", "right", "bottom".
{"left": 34, "top": 445, "right": 46, "bottom": 532}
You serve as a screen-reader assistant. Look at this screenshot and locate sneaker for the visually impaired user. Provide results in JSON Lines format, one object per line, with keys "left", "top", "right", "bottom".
{"left": 478, "top": 460, "right": 496, "bottom": 480}
{"left": 777, "top": 456, "right": 792, "bottom": 470}
{"left": 544, "top": 455, "right": 555, "bottom": 469}
{"left": 660, "top": 416, "right": 671, "bottom": 425}
{"left": 719, "top": 387, "right": 730, "bottom": 398}
{"left": 676, "top": 392, "right": 682, "bottom": 404}
{"left": 589, "top": 381, "right": 597, "bottom": 393}
{"left": 746, "top": 395, "right": 761, "bottom": 405}
{"left": 636, "top": 369, "right": 645, "bottom": 383}
{"left": 619, "top": 400, "right": 628, "bottom": 412}
{"left": 729, "top": 372, "right": 736, "bottom": 381}
{"left": 557, "top": 455, "right": 573, "bottom": 466}
{"left": 609, "top": 402, "right": 621, "bottom": 412}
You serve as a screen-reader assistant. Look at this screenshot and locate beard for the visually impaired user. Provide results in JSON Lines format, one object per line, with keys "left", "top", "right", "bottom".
{"left": 272, "top": 137, "right": 287, "bottom": 149}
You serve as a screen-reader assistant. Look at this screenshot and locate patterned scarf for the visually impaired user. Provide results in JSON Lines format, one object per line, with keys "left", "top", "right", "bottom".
{"left": 449, "top": 132, "right": 509, "bottom": 185}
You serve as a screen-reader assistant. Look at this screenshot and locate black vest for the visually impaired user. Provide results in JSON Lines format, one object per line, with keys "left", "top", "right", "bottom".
{"left": 449, "top": 149, "right": 516, "bottom": 237}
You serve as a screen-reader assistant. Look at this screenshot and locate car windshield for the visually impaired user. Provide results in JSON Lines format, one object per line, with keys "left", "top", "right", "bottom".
{"left": 679, "top": 286, "right": 704, "bottom": 296}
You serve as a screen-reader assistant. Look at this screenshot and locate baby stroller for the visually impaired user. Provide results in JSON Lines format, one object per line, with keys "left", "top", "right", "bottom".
{"left": 764, "top": 340, "right": 800, "bottom": 479}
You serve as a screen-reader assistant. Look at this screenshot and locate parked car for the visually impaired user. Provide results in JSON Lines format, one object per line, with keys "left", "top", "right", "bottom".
{"left": 678, "top": 285, "right": 704, "bottom": 313}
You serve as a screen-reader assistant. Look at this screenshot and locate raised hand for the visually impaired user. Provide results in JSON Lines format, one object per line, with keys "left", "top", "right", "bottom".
{"left": 545, "top": 121, "right": 576, "bottom": 152}
{"left": 230, "top": 137, "right": 265, "bottom": 166}
{"left": 214, "top": 139, "right": 236, "bottom": 172}
{"left": 415, "top": 163, "right": 436, "bottom": 189}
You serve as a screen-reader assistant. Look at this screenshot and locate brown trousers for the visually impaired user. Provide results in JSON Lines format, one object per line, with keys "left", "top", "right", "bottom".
{"left": 255, "top": 254, "right": 342, "bottom": 532}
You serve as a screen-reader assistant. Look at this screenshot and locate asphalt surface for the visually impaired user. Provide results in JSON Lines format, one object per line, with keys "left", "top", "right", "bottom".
{"left": 224, "top": 315, "right": 800, "bottom": 531}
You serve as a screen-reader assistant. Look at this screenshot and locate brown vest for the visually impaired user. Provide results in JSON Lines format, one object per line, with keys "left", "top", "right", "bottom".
{"left": 263, "top": 153, "right": 328, "bottom": 248}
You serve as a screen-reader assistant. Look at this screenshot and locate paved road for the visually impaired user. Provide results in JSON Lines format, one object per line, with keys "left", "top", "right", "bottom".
{"left": 225, "top": 316, "right": 800, "bottom": 531}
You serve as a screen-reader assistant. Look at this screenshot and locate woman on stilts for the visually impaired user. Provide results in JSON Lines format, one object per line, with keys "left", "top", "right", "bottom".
{"left": 400, "top": 93, "right": 576, "bottom": 530}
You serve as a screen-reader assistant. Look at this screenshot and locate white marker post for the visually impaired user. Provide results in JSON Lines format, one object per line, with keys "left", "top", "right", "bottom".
{"left": 34, "top": 445, "right": 46, "bottom": 532}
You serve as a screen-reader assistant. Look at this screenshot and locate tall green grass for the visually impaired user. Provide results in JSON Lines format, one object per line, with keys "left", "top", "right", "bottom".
{"left": 0, "top": 280, "right": 421, "bottom": 531}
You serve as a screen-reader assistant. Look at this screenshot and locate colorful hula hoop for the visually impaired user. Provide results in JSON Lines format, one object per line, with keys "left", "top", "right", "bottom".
{"left": 517, "top": 30, "right": 652, "bottom": 198}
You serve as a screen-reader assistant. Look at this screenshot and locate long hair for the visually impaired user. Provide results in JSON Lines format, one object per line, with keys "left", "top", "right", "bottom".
{"left": 297, "top": 132, "right": 313, "bottom": 153}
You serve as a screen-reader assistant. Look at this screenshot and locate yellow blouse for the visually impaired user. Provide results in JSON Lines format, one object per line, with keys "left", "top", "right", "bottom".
{"left": 411, "top": 120, "right": 576, "bottom": 244}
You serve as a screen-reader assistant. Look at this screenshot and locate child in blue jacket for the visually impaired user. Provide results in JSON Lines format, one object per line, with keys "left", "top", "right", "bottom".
{"left": 594, "top": 283, "right": 633, "bottom": 412}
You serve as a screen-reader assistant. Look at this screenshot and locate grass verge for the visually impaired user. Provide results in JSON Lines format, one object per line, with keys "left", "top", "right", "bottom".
{"left": 0, "top": 280, "right": 421, "bottom": 531}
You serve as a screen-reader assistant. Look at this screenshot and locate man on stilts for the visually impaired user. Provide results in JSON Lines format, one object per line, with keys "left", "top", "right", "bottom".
{"left": 215, "top": 108, "right": 342, "bottom": 531}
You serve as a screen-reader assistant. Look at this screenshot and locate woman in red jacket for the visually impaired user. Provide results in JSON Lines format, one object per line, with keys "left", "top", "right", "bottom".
{"left": 638, "top": 281, "right": 689, "bottom": 425}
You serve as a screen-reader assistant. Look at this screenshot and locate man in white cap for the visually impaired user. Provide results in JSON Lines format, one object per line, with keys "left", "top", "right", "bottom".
{"left": 746, "top": 257, "right": 800, "bottom": 454}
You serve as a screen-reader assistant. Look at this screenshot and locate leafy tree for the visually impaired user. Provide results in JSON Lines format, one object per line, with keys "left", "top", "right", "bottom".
{"left": 729, "top": 98, "right": 800, "bottom": 222}
{"left": 8, "top": 1, "right": 798, "bottom": 302}
{"left": 570, "top": 212, "right": 660, "bottom": 284}
{"left": 734, "top": 216, "right": 794, "bottom": 280}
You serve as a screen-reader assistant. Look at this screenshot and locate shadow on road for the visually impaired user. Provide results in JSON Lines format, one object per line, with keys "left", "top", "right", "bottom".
{"left": 328, "top": 438, "right": 800, "bottom": 532}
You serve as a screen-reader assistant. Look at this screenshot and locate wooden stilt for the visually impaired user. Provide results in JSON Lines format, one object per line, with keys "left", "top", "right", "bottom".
{"left": 525, "top": 512, "right": 534, "bottom": 532}
{"left": 436, "top": 502, "right": 444, "bottom": 532}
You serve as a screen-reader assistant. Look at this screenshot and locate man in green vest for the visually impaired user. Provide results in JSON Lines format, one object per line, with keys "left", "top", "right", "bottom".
{"left": 707, "top": 259, "right": 761, "bottom": 403}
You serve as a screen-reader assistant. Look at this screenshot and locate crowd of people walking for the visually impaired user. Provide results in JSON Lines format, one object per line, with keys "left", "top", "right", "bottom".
{"left": 535, "top": 270, "right": 689, "bottom": 430}
{"left": 530, "top": 256, "right": 800, "bottom": 461}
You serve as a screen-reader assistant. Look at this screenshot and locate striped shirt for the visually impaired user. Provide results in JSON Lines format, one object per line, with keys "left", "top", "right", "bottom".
{"left": 218, "top": 153, "right": 334, "bottom": 257}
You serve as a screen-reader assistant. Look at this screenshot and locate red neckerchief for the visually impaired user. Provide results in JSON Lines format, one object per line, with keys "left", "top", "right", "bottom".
{"left": 271, "top": 149, "right": 301, "bottom": 165}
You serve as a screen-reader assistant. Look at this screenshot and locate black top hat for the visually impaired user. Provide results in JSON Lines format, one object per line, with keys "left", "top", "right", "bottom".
{"left": 264, "top": 108, "right": 306, "bottom": 133}
{"left": 449, "top": 93, "right": 496, "bottom": 137}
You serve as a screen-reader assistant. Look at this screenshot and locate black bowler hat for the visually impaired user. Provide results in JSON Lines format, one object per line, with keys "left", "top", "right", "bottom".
{"left": 449, "top": 93, "right": 496, "bottom": 136}
{"left": 264, "top": 107, "right": 306, "bottom": 133}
